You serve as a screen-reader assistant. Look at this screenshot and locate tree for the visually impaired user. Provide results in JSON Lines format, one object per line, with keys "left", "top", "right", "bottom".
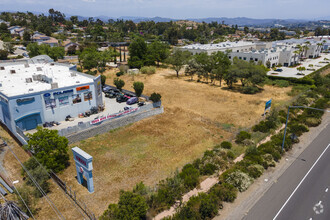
{"left": 149, "top": 92, "right": 161, "bottom": 103}
{"left": 210, "top": 51, "right": 231, "bottom": 86}
{"left": 101, "top": 75, "right": 106, "bottom": 86}
{"left": 148, "top": 40, "right": 170, "bottom": 66}
{"left": 133, "top": 81, "right": 144, "bottom": 97}
{"left": 185, "top": 58, "right": 203, "bottom": 81}
{"left": 4, "top": 42, "right": 14, "bottom": 54}
{"left": 0, "top": 49, "right": 8, "bottom": 60}
{"left": 23, "top": 31, "right": 31, "bottom": 46}
{"left": 113, "top": 78, "right": 125, "bottom": 91}
{"left": 179, "top": 164, "right": 200, "bottom": 189}
{"left": 128, "top": 37, "right": 148, "bottom": 68}
{"left": 79, "top": 47, "right": 99, "bottom": 71}
{"left": 26, "top": 43, "right": 40, "bottom": 57}
{"left": 101, "top": 191, "right": 148, "bottom": 220}
{"left": 25, "top": 127, "right": 69, "bottom": 173}
{"left": 166, "top": 50, "right": 191, "bottom": 77}
{"left": 67, "top": 45, "right": 77, "bottom": 55}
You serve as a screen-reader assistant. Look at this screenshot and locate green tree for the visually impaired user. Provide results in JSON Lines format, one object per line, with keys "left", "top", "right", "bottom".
{"left": 26, "top": 43, "right": 40, "bottom": 57}
{"left": 148, "top": 40, "right": 170, "bottom": 66}
{"left": 210, "top": 51, "right": 231, "bottom": 86}
{"left": 101, "top": 75, "right": 106, "bottom": 86}
{"left": 166, "top": 50, "right": 191, "bottom": 77}
{"left": 133, "top": 81, "right": 144, "bottom": 97}
{"left": 79, "top": 47, "right": 99, "bottom": 71}
{"left": 113, "top": 78, "right": 125, "bottom": 91}
{"left": 0, "top": 49, "right": 8, "bottom": 60}
{"left": 25, "top": 127, "right": 69, "bottom": 173}
{"left": 128, "top": 37, "right": 148, "bottom": 68}
{"left": 23, "top": 31, "right": 31, "bottom": 46}
{"left": 179, "top": 164, "right": 200, "bottom": 189}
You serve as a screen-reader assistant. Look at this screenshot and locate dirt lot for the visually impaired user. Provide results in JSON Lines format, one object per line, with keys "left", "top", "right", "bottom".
{"left": 2, "top": 68, "right": 292, "bottom": 218}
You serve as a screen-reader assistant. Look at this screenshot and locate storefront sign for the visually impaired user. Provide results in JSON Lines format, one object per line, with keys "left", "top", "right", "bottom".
{"left": 16, "top": 97, "right": 35, "bottom": 104}
{"left": 76, "top": 86, "right": 90, "bottom": 92}
{"left": 44, "top": 93, "right": 51, "bottom": 98}
{"left": 90, "top": 107, "right": 139, "bottom": 125}
{"left": 53, "top": 89, "right": 73, "bottom": 96}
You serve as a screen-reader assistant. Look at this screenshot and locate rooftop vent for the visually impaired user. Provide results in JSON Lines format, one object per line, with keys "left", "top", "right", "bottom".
{"left": 29, "top": 88, "right": 33, "bottom": 92}
{"left": 50, "top": 63, "right": 55, "bottom": 66}
{"left": 36, "top": 67, "right": 42, "bottom": 71}
{"left": 70, "top": 72, "right": 77, "bottom": 77}
{"left": 25, "top": 78, "right": 32, "bottom": 83}
{"left": 0, "top": 83, "right": 2, "bottom": 87}
{"left": 76, "top": 81, "right": 80, "bottom": 83}
{"left": 24, "top": 64, "right": 29, "bottom": 68}
{"left": 10, "top": 70, "right": 16, "bottom": 74}
{"left": 0, "top": 67, "right": 4, "bottom": 70}
{"left": 51, "top": 83, "right": 58, "bottom": 89}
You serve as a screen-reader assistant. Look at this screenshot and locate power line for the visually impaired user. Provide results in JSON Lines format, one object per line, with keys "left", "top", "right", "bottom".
{"left": 28, "top": 155, "right": 88, "bottom": 219}
{"left": 6, "top": 144, "right": 65, "bottom": 220}
{"left": 0, "top": 165, "right": 36, "bottom": 219}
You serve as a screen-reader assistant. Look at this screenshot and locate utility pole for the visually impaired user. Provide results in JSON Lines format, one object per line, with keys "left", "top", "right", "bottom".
{"left": 281, "top": 106, "right": 330, "bottom": 152}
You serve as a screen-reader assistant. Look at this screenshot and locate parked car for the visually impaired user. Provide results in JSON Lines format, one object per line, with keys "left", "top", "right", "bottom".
{"left": 138, "top": 101, "right": 145, "bottom": 107}
{"left": 124, "top": 106, "right": 133, "bottom": 110}
{"left": 274, "top": 68, "right": 283, "bottom": 72}
{"left": 103, "top": 86, "right": 111, "bottom": 92}
{"left": 116, "top": 94, "right": 128, "bottom": 103}
{"left": 105, "top": 91, "right": 117, "bottom": 98}
{"left": 126, "top": 97, "right": 138, "bottom": 105}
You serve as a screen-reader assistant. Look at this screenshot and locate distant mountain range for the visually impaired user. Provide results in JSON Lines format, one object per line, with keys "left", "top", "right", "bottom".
{"left": 1, "top": 10, "right": 329, "bottom": 26}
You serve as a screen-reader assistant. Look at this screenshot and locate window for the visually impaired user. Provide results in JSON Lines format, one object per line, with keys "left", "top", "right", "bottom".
{"left": 250, "top": 58, "right": 253, "bottom": 61}
{"left": 84, "top": 92, "right": 93, "bottom": 101}
{"left": 229, "top": 56, "right": 231, "bottom": 59}
{"left": 58, "top": 96, "right": 69, "bottom": 106}
{"left": 237, "top": 50, "right": 239, "bottom": 52}
{"left": 10, "top": 70, "right": 16, "bottom": 74}
{"left": 243, "top": 57, "right": 246, "bottom": 60}
{"left": 255, "top": 58, "right": 258, "bottom": 61}
{"left": 239, "top": 57, "right": 242, "bottom": 59}
{"left": 72, "top": 94, "right": 81, "bottom": 104}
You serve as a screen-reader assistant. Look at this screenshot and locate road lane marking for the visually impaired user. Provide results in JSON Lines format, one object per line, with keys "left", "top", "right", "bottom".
{"left": 273, "top": 143, "right": 330, "bottom": 220}
{"left": 325, "top": 188, "right": 328, "bottom": 193}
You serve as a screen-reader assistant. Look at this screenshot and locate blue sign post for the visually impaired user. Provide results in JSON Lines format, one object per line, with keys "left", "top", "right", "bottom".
{"left": 264, "top": 99, "right": 272, "bottom": 115}
{"left": 72, "top": 147, "right": 94, "bottom": 193}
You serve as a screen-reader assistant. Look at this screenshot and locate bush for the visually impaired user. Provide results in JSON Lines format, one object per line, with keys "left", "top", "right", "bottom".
{"left": 200, "top": 163, "right": 218, "bottom": 175}
{"left": 273, "top": 80, "right": 290, "bottom": 87}
{"left": 235, "top": 131, "right": 251, "bottom": 144}
{"left": 210, "top": 182, "right": 237, "bottom": 203}
{"left": 113, "top": 78, "right": 125, "bottom": 91}
{"left": 133, "top": 81, "right": 144, "bottom": 97}
{"left": 149, "top": 92, "right": 161, "bottom": 102}
{"left": 226, "top": 151, "right": 235, "bottom": 160}
{"left": 304, "top": 117, "right": 322, "bottom": 127}
{"left": 116, "top": 71, "right": 124, "bottom": 77}
{"left": 241, "top": 86, "right": 260, "bottom": 94}
{"left": 140, "top": 66, "right": 156, "bottom": 75}
{"left": 199, "top": 194, "right": 219, "bottom": 219}
{"left": 100, "top": 75, "right": 106, "bottom": 86}
{"left": 220, "top": 141, "right": 232, "bottom": 149}
{"left": 288, "top": 123, "right": 309, "bottom": 136}
{"left": 225, "top": 171, "right": 253, "bottom": 192}
{"left": 179, "top": 164, "right": 200, "bottom": 189}
{"left": 85, "top": 70, "right": 96, "bottom": 75}
{"left": 246, "top": 164, "right": 264, "bottom": 179}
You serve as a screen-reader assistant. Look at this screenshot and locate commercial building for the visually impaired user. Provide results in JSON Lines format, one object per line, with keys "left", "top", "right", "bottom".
{"left": 0, "top": 55, "right": 103, "bottom": 133}
{"left": 177, "top": 41, "right": 256, "bottom": 55}
{"left": 229, "top": 48, "right": 280, "bottom": 67}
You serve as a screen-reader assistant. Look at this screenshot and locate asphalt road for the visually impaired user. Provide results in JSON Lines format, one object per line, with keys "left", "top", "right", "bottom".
{"left": 244, "top": 123, "right": 330, "bottom": 220}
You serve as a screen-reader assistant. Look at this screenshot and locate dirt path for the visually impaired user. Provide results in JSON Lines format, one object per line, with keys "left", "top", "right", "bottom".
{"left": 153, "top": 124, "right": 286, "bottom": 220}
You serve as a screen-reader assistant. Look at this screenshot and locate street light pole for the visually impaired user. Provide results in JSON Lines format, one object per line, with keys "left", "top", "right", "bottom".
{"left": 281, "top": 106, "right": 330, "bottom": 152}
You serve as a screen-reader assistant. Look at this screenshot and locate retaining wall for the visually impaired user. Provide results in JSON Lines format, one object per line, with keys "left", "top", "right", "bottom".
{"left": 66, "top": 106, "right": 164, "bottom": 144}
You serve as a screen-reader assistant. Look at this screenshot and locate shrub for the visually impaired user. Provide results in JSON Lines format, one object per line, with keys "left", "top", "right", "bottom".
{"left": 226, "top": 151, "right": 235, "bottom": 160}
{"left": 113, "top": 78, "right": 125, "bottom": 91}
{"left": 241, "top": 86, "right": 260, "bottom": 94}
{"left": 140, "top": 66, "right": 156, "bottom": 75}
{"left": 288, "top": 123, "right": 309, "bottom": 136}
{"left": 220, "top": 141, "right": 232, "bottom": 149}
{"left": 199, "top": 194, "right": 219, "bottom": 219}
{"left": 116, "top": 71, "right": 124, "bottom": 77}
{"left": 149, "top": 92, "right": 161, "bottom": 102}
{"left": 210, "top": 182, "right": 237, "bottom": 202}
{"left": 179, "top": 164, "right": 200, "bottom": 189}
{"left": 225, "top": 171, "right": 253, "bottom": 192}
{"left": 235, "top": 131, "right": 251, "bottom": 144}
{"left": 119, "top": 65, "right": 129, "bottom": 73}
{"left": 133, "top": 81, "right": 144, "bottom": 97}
{"left": 246, "top": 164, "right": 264, "bottom": 179}
{"left": 98, "top": 67, "right": 106, "bottom": 73}
{"left": 273, "top": 80, "right": 290, "bottom": 87}
{"left": 85, "top": 70, "right": 96, "bottom": 75}
{"left": 200, "top": 163, "right": 218, "bottom": 175}
{"left": 304, "top": 117, "right": 322, "bottom": 127}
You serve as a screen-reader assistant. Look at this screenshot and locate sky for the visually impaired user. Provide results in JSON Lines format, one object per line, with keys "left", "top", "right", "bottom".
{"left": 0, "top": 0, "right": 329, "bottom": 20}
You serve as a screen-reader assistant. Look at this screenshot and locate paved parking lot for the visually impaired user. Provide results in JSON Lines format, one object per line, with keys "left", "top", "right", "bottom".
{"left": 267, "top": 53, "right": 330, "bottom": 78}
{"left": 26, "top": 92, "right": 142, "bottom": 133}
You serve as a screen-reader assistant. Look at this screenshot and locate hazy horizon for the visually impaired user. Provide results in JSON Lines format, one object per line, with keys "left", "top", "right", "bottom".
{"left": 0, "top": 0, "right": 329, "bottom": 20}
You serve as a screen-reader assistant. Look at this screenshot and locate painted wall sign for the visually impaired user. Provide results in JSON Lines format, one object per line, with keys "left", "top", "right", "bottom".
{"left": 90, "top": 107, "right": 139, "bottom": 125}
{"left": 76, "top": 85, "right": 90, "bottom": 92}
{"left": 16, "top": 97, "right": 35, "bottom": 104}
{"left": 43, "top": 93, "right": 51, "bottom": 97}
{"left": 53, "top": 89, "right": 73, "bottom": 96}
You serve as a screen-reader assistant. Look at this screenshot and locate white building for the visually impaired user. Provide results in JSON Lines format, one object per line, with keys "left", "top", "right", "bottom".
{"left": 0, "top": 55, "right": 103, "bottom": 132}
{"left": 177, "top": 41, "right": 256, "bottom": 55}
{"left": 229, "top": 48, "right": 280, "bottom": 67}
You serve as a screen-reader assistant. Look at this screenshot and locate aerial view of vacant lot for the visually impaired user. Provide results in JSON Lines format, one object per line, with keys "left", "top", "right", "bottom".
{"left": 10, "top": 67, "right": 290, "bottom": 218}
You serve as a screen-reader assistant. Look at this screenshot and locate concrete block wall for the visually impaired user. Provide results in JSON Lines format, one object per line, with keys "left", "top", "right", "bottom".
{"left": 66, "top": 106, "right": 164, "bottom": 144}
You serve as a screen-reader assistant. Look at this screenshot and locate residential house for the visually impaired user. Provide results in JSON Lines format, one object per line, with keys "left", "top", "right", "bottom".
{"left": 32, "top": 32, "right": 59, "bottom": 47}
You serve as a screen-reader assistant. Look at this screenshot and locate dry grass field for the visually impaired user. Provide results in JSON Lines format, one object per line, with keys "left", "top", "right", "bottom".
{"left": 2, "top": 67, "right": 293, "bottom": 218}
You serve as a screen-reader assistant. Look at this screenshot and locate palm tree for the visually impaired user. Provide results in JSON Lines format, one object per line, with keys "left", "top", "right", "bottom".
{"left": 303, "top": 45, "right": 309, "bottom": 58}
{"left": 293, "top": 50, "right": 300, "bottom": 65}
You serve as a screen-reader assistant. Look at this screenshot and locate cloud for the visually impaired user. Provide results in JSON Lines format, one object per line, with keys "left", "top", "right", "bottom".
{"left": 82, "top": 0, "right": 96, "bottom": 2}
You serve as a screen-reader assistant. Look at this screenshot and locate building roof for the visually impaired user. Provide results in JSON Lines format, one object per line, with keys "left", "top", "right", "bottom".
{"left": 42, "top": 37, "right": 58, "bottom": 44}
{"left": 180, "top": 41, "right": 255, "bottom": 51}
{"left": 0, "top": 56, "right": 95, "bottom": 97}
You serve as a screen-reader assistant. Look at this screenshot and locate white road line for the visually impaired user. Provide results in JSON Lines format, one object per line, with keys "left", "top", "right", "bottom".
{"left": 273, "top": 143, "right": 330, "bottom": 220}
